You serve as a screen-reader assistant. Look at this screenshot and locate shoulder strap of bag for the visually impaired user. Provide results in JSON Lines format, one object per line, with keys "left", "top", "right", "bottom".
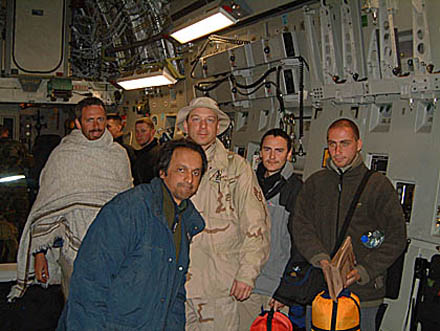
{"left": 330, "top": 169, "right": 375, "bottom": 257}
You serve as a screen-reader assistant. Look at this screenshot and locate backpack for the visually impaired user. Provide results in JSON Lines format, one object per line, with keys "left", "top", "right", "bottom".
{"left": 311, "top": 289, "right": 360, "bottom": 331}
{"left": 250, "top": 307, "right": 293, "bottom": 331}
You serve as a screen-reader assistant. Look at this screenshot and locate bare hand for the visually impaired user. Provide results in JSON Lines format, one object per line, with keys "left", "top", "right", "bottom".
{"left": 230, "top": 280, "right": 252, "bottom": 301}
{"left": 344, "top": 269, "right": 360, "bottom": 287}
{"left": 319, "top": 259, "right": 330, "bottom": 269}
{"left": 269, "top": 298, "right": 285, "bottom": 311}
{"left": 35, "top": 252, "right": 49, "bottom": 283}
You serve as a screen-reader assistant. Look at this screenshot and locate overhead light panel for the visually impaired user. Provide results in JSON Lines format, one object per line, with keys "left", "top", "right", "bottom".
{"left": 117, "top": 67, "right": 177, "bottom": 90}
{"left": 171, "top": 7, "right": 237, "bottom": 44}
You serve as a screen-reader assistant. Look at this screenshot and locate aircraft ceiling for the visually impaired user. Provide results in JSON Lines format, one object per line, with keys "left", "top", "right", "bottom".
{"left": 70, "top": 0, "right": 174, "bottom": 80}
{"left": 69, "top": 0, "right": 315, "bottom": 81}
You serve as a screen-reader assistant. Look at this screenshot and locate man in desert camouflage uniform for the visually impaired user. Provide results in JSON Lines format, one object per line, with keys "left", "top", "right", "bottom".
{"left": 177, "top": 97, "right": 271, "bottom": 330}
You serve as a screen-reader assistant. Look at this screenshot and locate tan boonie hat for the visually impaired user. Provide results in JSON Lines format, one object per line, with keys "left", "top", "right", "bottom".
{"left": 177, "top": 97, "right": 231, "bottom": 135}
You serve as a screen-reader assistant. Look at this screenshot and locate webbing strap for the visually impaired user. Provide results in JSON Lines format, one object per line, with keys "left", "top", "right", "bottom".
{"left": 331, "top": 170, "right": 375, "bottom": 257}
{"left": 266, "top": 308, "right": 274, "bottom": 331}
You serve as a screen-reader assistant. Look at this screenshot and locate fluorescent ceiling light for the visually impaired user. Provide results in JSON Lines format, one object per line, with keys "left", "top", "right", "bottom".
{"left": 171, "top": 7, "right": 237, "bottom": 44}
{"left": 117, "top": 67, "right": 177, "bottom": 90}
{"left": 0, "top": 175, "right": 25, "bottom": 183}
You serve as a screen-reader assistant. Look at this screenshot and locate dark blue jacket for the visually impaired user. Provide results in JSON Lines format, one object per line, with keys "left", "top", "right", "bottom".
{"left": 57, "top": 178, "right": 205, "bottom": 330}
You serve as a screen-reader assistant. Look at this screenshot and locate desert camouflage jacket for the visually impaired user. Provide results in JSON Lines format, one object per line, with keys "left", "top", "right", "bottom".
{"left": 185, "top": 138, "right": 271, "bottom": 299}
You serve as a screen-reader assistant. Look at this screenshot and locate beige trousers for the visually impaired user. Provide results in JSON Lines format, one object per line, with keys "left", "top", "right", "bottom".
{"left": 237, "top": 293, "right": 289, "bottom": 331}
{"left": 186, "top": 296, "right": 239, "bottom": 331}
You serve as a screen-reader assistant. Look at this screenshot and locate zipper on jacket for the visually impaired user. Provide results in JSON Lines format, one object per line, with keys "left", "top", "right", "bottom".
{"left": 336, "top": 170, "right": 344, "bottom": 244}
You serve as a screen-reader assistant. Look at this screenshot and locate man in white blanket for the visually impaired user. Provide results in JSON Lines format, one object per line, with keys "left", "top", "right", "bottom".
{"left": 8, "top": 97, "right": 133, "bottom": 301}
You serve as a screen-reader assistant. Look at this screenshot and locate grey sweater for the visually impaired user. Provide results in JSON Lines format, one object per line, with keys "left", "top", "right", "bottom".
{"left": 254, "top": 162, "right": 302, "bottom": 296}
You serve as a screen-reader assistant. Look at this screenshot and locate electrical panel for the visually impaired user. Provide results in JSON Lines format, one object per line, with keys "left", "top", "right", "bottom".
{"left": 249, "top": 39, "right": 266, "bottom": 67}
{"left": 264, "top": 32, "right": 298, "bottom": 64}
{"left": 273, "top": 105, "right": 283, "bottom": 128}
{"left": 213, "top": 80, "right": 233, "bottom": 103}
{"left": 247, "top": 141, "right": 260, "bottom": 167}
{"left": 193, "top": 59, "right": 204, "bottom": 78}
{"left": 258, "top": 110, "right": 270, "bottom": 131}
{"left": 235, "top": 111, "right": 248, "bottom": 131}
{"left": 262, "top": 69, "right": 280, "bottom": 98}
{"left": 195, "top": 32, "right": 301, "bottom": 109}
{"left": 229, "top": 44, "right": 254, "bottom": 70}
{"left": 395, "top": 181, "right": 416, "bottom": 224}
{"left": 204, "top": 51, "right": 232, "bottom": 77}
{"left": 433, "top": 175, "right": 440, "bottom": 237}
{"left": 369, "top": 103, "right": 392, "bottom": 132}
{"left": 201, "top": 32, "right": 297, "bottom": 78}
{"left": 434, "top": 205, "right": 440, "bottom": 237}
{"left": 415, "top": 101, "right": 435, "bottom": 133}
{"left": 248, "top": 65, "right": 272, "bottom": 99}
{"left": 281, "top": 68, "right": 297, "bottom": 95}
{"left": 231, "top": 73, "right": 253, "bottom": 101}
{"left": 366, "top": 153, "right": 389, "bottom": 174}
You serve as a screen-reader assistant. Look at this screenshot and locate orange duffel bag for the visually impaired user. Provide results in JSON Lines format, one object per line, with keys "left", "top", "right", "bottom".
{"left": 311, "top": 289, "right": 360, "bottom": 331}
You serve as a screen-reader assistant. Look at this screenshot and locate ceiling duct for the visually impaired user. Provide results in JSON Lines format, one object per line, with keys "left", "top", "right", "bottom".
{"left": 170, "top": 0, "right": 218, "bottom": 23}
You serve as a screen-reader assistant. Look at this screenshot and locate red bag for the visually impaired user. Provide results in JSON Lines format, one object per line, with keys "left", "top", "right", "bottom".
{"left": 250, "top": 308, "right": 293, "bottom": 331}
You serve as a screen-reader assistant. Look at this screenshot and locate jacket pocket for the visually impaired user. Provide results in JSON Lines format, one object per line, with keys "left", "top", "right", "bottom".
{"left": 204, "top": 216, "right": 240, "bottom": 253}
{"left": 207, "top": 174, "right": 238, "bottom": 220}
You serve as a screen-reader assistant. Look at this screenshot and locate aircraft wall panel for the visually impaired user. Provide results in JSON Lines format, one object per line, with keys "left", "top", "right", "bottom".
{"left": 8, "top": 0, "right": 68, "bottom": 75}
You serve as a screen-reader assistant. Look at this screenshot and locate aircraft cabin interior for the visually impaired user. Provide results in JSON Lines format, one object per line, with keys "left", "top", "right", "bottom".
{"left": 0, "top": 0, "right": 439, "bottom": 330}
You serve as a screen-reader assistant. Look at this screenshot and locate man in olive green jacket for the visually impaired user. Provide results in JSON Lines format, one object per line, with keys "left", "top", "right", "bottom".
{"left": 293, "top": 118, "right": 407, "bottom": 331}
{"left": 177, "top": 97, "right": 270, "bottom": 330}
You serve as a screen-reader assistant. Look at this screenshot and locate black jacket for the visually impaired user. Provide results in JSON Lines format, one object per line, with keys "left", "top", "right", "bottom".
{"left": 114, "top": 135, "right": 136, "bottom": 166}
{"left": 132, "top": 138, "right": 160, "bottom": 185}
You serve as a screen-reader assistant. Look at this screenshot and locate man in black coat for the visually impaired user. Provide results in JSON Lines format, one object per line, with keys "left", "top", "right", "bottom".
{"left": 106, "top": 113, "right": 136, "bottom": 165}
{"left": 132, "top": 117, "right": 160, "bottom": 185}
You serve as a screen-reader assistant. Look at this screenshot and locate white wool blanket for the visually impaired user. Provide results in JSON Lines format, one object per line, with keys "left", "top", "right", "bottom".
{"left": 8, "top": 129, "right": 132, "bottom": 301}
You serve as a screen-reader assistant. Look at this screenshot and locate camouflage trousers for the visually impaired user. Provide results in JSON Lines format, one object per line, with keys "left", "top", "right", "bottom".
{"left": 186, "top": 296, "right": 239, "bottom": 331}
